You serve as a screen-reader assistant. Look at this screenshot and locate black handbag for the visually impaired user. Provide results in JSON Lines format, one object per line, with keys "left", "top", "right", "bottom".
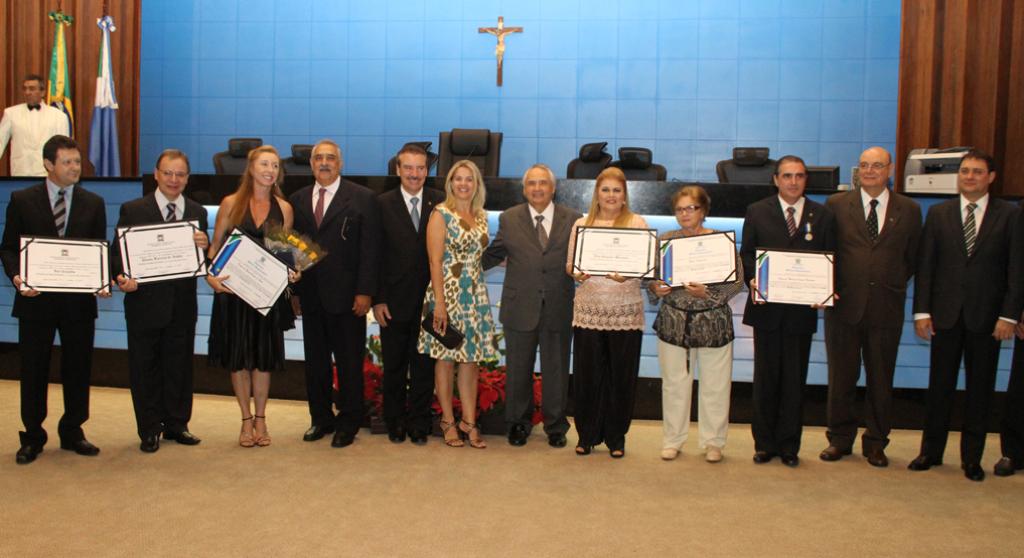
{"left": 421, "top": 316, "right": 465, "bottom": 350}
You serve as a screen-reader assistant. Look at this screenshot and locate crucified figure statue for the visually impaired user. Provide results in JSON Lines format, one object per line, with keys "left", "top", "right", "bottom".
{"left": 478, "top": 16, "right": 523, "bottom": 86}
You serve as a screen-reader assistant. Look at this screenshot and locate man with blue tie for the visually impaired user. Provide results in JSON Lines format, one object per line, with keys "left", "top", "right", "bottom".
{"left": 373, "top": 144, "right": 444, "bottom": 444}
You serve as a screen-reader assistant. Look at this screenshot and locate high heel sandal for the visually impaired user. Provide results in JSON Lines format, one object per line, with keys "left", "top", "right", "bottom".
{"left": 253, "top": 415, "right": 271, "bottom": 447}
{"left": 458, "top": 419, "right": 487, "bottom": 449}
{"left": 440, "top": 419, "right": 464, "bottom": 448}
{"left": 239, "top": 416, "right": 255, "bottom": 448}
{"left": 575, "top": 445, "right": 592, "bottom": 456}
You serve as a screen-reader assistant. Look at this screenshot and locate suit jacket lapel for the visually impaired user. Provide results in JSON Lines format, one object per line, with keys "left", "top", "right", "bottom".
{"left": 519, "top": 206, "right": 544, "bottom": 251}
{"left": 875, "top": 193, "right": 902, "bottom": 244}
{"left": 320, "top": 183, "right": 349, "bottom": 230}
{"left": 420, "top": 193, "right": 438, "bottom": 239}
{"left": 972, "top": 200, "right": 998, "bottom": 256}
{"left": 144, "top": 194, "right": 164, "bottom": 223}
{"left": 391, "top": 190, "right": 419, "bottom": 235}
{"left": 31, "top": 184, "right": 59, "bottom": 236}
{"left": 848, "top": 190, "right": 871, "bottom": 242}
{"left": 295, "top": 186, "right": 315, "bottom": 230}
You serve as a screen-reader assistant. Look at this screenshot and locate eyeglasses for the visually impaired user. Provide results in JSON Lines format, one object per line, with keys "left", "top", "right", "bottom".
{"left": 158, "top": 169, "right": 188, "bottom": 179}
{"left": 675, "top": 205, "right": 702, "bottom": 215}
{"left": 858, "top": 162, "right": 889, "bottom": 171}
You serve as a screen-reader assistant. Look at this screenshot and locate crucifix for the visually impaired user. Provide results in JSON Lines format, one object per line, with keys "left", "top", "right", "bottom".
{"left": 478, "top": 16, "right": 523, "bottom": 86}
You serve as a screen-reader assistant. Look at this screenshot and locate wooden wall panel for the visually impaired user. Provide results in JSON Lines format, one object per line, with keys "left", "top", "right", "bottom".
{"left": 0, "top": 0, "right": 139, "bottom": 177}
{"left": 897, "top": 0, "right": 1024, "bottom": 195}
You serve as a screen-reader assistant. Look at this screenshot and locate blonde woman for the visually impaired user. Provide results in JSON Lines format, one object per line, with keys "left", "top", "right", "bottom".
{"left": 566, "top": 167, "right": 649, "bottom": 458}
{"left": 418, "top": 160, "right": 499, "bottom": 448}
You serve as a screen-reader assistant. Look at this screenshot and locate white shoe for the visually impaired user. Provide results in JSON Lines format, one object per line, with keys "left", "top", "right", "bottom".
{"left": 705, "top": 446, "right": 722, "bottom": 463}
{"left": 661, "top": 447, "right": 679, "bottom": 460}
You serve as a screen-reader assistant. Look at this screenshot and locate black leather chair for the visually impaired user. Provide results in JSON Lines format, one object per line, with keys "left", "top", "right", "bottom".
{"left": 387, "top": 141, "right": 439, "bottom": 175}
{"left": 436, "top": 128, "right": 503, "bottom": 177}
{"left": 566, "top": 142, "right": 612, "bottom": 179}
{"left": 283, "top": 144, "right": 313, "bottom": 176}
{"left": 715, "top": 147, "right": 776, "bottom": 184}
{"left": 609, "top": 147, "right": 667, "bottom": 181}
{"left": 212, "top": 138, "right": 263, "bottom": 175}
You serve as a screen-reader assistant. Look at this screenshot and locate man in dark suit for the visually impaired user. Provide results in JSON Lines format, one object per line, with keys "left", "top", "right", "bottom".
{"left": 741, "top": 155, "right": 836, "bottom": 467}
{"left": 291, "top": 139, "right": 381, "bottom": 448}
{"left": 0, "top": 135, "right": 107, "bottom": 464}
{"left": 996, "top": 255, "right": 1024, "bottom": 476}
{"left": 372, "top": 144, "right": 443, "bottom": 445}
{"left": 910, "top": 149, "right": 1023, "bottom": 481}
{"left": 483, "top": 164, "right": 582, "bottom": 448}
{"left": 819, "top": 147, "right": 921, "bottom": 468}
{"left": 110, "top": 149, "right": 209, "bottom": 453}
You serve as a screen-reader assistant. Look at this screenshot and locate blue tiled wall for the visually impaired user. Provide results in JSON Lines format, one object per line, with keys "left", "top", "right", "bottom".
{"left": 139, "top": 0, "right": 901, "bottom": 182}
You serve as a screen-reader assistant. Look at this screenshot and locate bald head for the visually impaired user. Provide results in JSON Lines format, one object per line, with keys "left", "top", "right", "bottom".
{"left": 858, "top": 146, "right": 892, "bottom": 195}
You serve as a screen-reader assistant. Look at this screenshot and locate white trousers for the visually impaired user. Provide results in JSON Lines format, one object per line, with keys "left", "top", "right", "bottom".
{"left": 659, "top": 339, "right": 733, "bottom": 450}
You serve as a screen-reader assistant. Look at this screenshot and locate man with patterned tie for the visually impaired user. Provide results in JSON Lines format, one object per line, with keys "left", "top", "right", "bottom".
{"left": 819, "top": 147, "right": 921, "bottom": 468}
{"left": 290, "top": 140, "right": 381, "bottom": 447}
{"left": 110, "top": 150, "right": 209, "bottom": 453}
{"left": 372, "top": 144, "right": 444, "bottom": 445}
{"left": 482, "top": 164, "right": 582, "bottom": 447}
{"left": 0, "top": 75, "right": 70, "bottom": 176}
{"left": 740, "top": 155, "right": 835, "bottom": 467}
{"left": 910, "top": 149, "right": 1023, "bottom": 481}
{"left": 0, "top": 135, "right": 107, "bottom": 464}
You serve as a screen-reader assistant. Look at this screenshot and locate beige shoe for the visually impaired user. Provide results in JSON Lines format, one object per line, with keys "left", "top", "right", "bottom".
{"left": 661, "top": 447, "right": 679, "bottom": 460}
{"left": 705, "top": 445, "right": 722, "bottom": 463}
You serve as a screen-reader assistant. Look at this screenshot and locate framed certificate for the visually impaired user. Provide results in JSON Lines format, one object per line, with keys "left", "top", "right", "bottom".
{"left": 659, "top": 231, "right": 738, "bottom": 286}
{"left": 19, "top": 236, "right": 110, "bottom": 294}
{"left": 753, "top": 249, "right": 835, "bottom": 307}
{"left": 572, "top": 226, "right": 658, "bottom": 279}
{"left": 116, "top": 220, "right": 207, "bottom": 284}
{"left": 209, "top": 228, "right": 291, "bottom": 316}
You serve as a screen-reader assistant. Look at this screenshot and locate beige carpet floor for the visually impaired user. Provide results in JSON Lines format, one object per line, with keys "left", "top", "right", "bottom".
{"left": 0, "top": 379, "right": 1022, "bottom": 558}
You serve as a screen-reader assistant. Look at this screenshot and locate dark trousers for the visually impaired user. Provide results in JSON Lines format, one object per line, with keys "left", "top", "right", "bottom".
{"left": 301, "top": 308, "right": 367, "bottom": 434}
{"left": 572, "top": 327, "right": 642, "bottom": 450}
{"left": 126, "top": 311, "right": 196, "bottom": 439}
{"left": 751, "top": 328, "right": 812, "bottom": 455}
{"left": 824, "top": 317, "right": 900, "bottom": 452}
{"left": 504, "top": 319, "right": 572, "bottom": 435}
{"left": 19, "top": 317, "right": 95, "bottom": 447}
{"left": 380, "top": 316, "right": 435, "bottom": 433}
{"left": 920, "top": 316, "right": 1001, "bottom": 465}
{"left": 1001, "top": 336, "right": 1024, "bottom": 461}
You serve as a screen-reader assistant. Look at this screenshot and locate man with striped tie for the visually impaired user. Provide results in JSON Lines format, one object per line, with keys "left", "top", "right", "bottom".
{"left": 111, "top": 150, "right": 209, "bottom": 453}
{"left": 910, "top": 149, "right": 1024, "bottom": 481}
{"left": 0, "top": 135, "right": 107, "bottom": 464}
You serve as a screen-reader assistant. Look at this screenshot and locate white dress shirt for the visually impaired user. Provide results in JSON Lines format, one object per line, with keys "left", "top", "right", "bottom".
{"left": 312, "top": 176, "right": 340, "bottom": 214}
{"left": 777, "top": 196, "right": 805, "bottom": 229}
{"left": 861, "top": 187, "right": 889, "bottom": 235}
{"left": 528, "top": 202, "right": 555, "bottom": 238}
{"left": 155, "top": 189, "right": 184, "bottom": 221}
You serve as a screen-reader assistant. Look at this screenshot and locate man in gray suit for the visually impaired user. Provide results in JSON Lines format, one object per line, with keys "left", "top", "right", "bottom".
{"left": 483, "top": 164, "right": 582, "bottom": 447}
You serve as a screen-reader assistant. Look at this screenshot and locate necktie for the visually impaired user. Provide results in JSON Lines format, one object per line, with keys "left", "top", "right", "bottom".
{"left": 54, "top": 189, "right": 66, "bottom": 237}
{"left": 410, "top": 197, "right": 420, "bottom": 231}
{"left": 535, "top": 215, "right": 548, "bottom": 249}
{"left": 314, "top": 187, "right": 326, "bottom": 227}
{"left": 785, "top": 206, "right": 797, "bottom": 238}
{"left": 964, "top": 202, "right": 978, "bottom": 257}
{"left": 165, "top": 202, "right": 177, "bottom": 222}
{"left": 27, "top": 104, "right": 41, "bottom": 111}
{"left": 866, "top": 199, "right": 879, "bottom": 241}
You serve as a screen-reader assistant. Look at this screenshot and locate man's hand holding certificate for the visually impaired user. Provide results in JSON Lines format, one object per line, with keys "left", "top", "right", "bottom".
{"left": 752, "top": 249, "right": 835, "bottom": 307}
{"left": 209, "top": 228, "right": 291, "bottom": 316}
{"left": 572, "top": 226, "right": 658, "bottom": 278}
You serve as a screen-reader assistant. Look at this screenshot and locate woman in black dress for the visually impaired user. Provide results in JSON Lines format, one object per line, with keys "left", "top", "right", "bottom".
{"left": 207, "top": 145, "right": 297, "bottom": 447}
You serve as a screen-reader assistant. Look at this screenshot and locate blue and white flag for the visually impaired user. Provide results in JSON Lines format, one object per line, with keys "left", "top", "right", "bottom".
{"left": 88, "top": 15, "right": 121, "bottom": 177}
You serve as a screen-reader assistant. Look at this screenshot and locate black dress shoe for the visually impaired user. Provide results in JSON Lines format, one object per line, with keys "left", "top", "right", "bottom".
{"left": 15, "top": 445, "right": 41, "bottom": 465}
{"left": 548, "top": 433, "right": 567, "bottom": 448}
{"left": 864, "top": 448, "right": 889, "bottom": 468}
{"left": 331, "top": 430, "right": 355, "bottom": 448}
{"left": 140, "top": 435, "right": 160, "bottom": 453}
{"left": 819, "top": 445, "right": 851, "bottom": 462}
{"left": 508, "top": 424, "right": 528, "bottom": 446}
{"left": 962, "top": 462, "right": 985, "bottom": 482}
{"left": 302, "top": 424, "right": 335, "bottom": 442}
{"left": 387, "top": 424, "right": 406, "bottom": 443}
{"left": 408, "top": 431, "right": 428, "bottom": 445}
{"left": 908, "top": 454, "right": 941, "bottom": 471}
{"left": 60, "top": 439, "right": 100, "bottom": 456}
{"left": 164, "top": 430, "right": 201, "bottom": 445}
{"left": 781, "top": 453, "right": 800, "bottom": 467}
{"left": 993, "top": 457, "right": 1021, "bottom": 477}
{"left": 752, "top": 451, "right": 776, "bottom": 464}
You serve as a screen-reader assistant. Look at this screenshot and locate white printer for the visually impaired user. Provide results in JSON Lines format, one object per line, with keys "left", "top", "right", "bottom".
{"left": 904, "top": 147, "right": 971, "bottom": 194}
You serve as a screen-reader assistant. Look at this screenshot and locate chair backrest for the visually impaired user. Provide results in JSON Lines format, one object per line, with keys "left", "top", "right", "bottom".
{"left": 436, "top": 129, "right": 503, "bottom": 177}
{"left": 283, "top": 144, "right": 314, "bottom": 176}
{"left": 566, "top": 142, "right": 613, "bottom": 179}
{"left": 387, "top": 141, "right": 439, "bottom": 175}
{"left": 715, "top": 147, "right": 776, "bottom": 184}
{"left": 212, "top": 137, "right": 263, "bottom": 174}
{"left": 610, "top": 147, "right": 667, "bottom": 181}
